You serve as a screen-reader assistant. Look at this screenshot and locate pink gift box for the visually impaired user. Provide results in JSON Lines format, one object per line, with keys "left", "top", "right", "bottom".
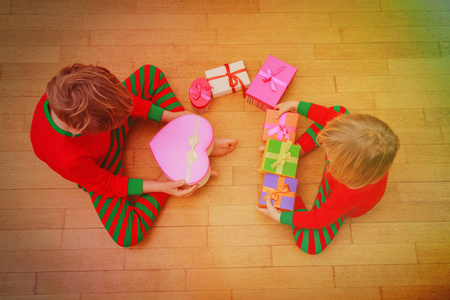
{"left": 246, "top": 55, "right": 297, "bottom": 110}
{"left": 149, "top": 115, "right": 214, "bottom": 187}
{"left": 262, "top": 109, "right": 298, "bottom": 143}
{"left": 189, "top": 78, "right": 212, "bottom": 114}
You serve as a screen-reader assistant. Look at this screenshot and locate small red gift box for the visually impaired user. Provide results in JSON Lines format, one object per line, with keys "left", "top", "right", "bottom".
{"left": 189, "top": 78, "right": 212, "bottom": 114}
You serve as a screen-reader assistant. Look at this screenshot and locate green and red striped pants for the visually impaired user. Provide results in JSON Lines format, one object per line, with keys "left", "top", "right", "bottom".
{"left": 82, "top": 65, "right": 183, "bottom": 247}
{"left": 292, "top": 106, "right": 349, "bottom": 255}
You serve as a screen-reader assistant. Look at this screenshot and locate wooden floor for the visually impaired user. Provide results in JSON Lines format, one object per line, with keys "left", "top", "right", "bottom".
{"left": 1, "top": 0, "right": 450, "bottom": 299}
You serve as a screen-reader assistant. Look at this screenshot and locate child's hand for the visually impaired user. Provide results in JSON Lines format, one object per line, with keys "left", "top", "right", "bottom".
{"left": 161, "top": 110, "right": 193, "bottom": 123}
{"left": 273, "top": 101, "right": 300, "bottom": 118}
{"left": 163, "top": 180, "right": 198, "bottom": 197}
{"left": 256, "top": 195, "right": 282, "bottom": 223}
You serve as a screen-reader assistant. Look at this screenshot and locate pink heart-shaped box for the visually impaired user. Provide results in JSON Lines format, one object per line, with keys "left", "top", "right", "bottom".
{"left": 149, "top": 115, "right": 214, "bottom": 187}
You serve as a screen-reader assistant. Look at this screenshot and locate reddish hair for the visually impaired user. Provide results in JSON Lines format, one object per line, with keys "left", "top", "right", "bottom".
{"left": 46, "top": 64, "right": 133, "bottom": 134}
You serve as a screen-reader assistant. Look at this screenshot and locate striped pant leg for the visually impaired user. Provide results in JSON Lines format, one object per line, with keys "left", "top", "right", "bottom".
{"left": 290, "top": 178, "right": 346, "bottom": 255}
{"left": 88, "top": 191, "right": 168, "bottom": 247}
{"left": 123, "top": 64, "right": 184, "bottom": 112}
{"left": 82, "top": 116, "right": 168, "bottom": 247}
{"left": 292, "top": 215, "right": 346, "bottom": 255}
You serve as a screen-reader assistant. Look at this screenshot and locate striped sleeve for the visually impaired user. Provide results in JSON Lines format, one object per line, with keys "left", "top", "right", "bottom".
{"left": 295, "top": 101, "right": 349, "bottom": 154}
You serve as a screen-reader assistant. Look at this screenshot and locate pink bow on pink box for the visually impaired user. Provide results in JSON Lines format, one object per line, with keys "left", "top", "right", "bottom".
{"left": 190, "top": 83, "right": 212, "bottom": 101}
{"left": 264, "top": 113, "right": 296, "bottom": 141}
{"left": 259, "top": 66, "right": 287, "bottom": 91}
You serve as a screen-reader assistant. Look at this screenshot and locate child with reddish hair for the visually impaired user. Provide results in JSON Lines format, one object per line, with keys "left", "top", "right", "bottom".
{"left": 257, "top": 100, "right": 399, "bottom": 255}
{"left": 31, "top": 64, "right": 237, "bottom": 247}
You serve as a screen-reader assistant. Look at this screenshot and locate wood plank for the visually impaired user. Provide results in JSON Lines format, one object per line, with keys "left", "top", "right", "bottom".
{"left": 388, "top": 58, "right": 450, "bottom": 75}
{"left": 443, "top": 126, "right": 450, "bottom": 143}
{"left": 380, "top": 0, "right": 450, "bottom": 11}
{"left": 0, "top": 79, "right": 48, "bottom": 97}
{"left": 331, "top": 11, "right": 450, "bottom": 27}
{"left": 315, "top": 43, "right": 441, "bottom": 59}
{"left": 0, "top": 249, "right": 125, "bottom": 272}
{"left": 405, "top": 145, "right": 450, "bottom": 163}
{"left": 11, "top": 0, "right": 83, "bottom": 14}
{"left": 233, "top": 288, "right": 381, "bottom": 300}
{"left": 389, "top": 162, "right": 450, "bottom": 182}
{"left": 351, "top": 202, "right": 450, "bottom": 223}
{"left": 381, "top": 286, "right": 450, "bottom": 300}
{"left": 208, "top": 13, "right": 331, "bottom": 29}
{"left": 272, "top": 244, "right": 417, "bottom": 266}
{"left": 81, "top": 291, "right": 231, "bottom": 300}
{"left": 91, "top": 30, "right": 216, "bottom": 46}
{"left": 187, "top": 266, "right": 334, "bottom": 290}
{"left": 0, "top": 273, "right": 35, "bottom": 296}
{"left": 60, "top": 46, "right": 189, "bottom": 66}
{"left": 390, "top": 126, "right": 443, "bottom": 145}
{"left": 0, "top": 133, "right": 33, "bottom": 151}
{"left": 375, "top": 92, "right": 450, "bottom": 109}
{"left": 125, "top": 246, "right": 271, "bottom": 269}
{"left": 351, "top": 222, "right": 450, "bottom": 244}
{"left": 0, "top": 30, "right": 90, "bottom": 47}
{"left": 397, "top": 182, "right": 450, "bottom": 202}
{"left": 136, "top": 0, "right": 259, "bottom": 14}
{"left": 83, "top": 14, "right": 206, "bottom": 30}
{"left": 36, "top": 270, "right": 185, "bottom": 294}
{"left": 217, "top": 28, "right": 341, "bottom": 45}
{"left": 335, "top": 264, "right": 450, "bottom": 287}
{"left": 0, "top": 230, "right": 62, "bottom": 251}
{"left": 0, "top": 169, "right": 73, "bottom": 189}
{"left": 189, "top": 45, "right": 316, "bottom": 61}
{"left": 416, "top": 243, "right": 450, "bottom": 264}
{"left": 425, "top": 108, "right": 450, "bottom": 126}
{"left": 62, "top": 227, "right": 207, "bottom": 249}
{"left": 259, "top": 0, "right": 381, "bottom": 12}
{"left": 291, "top": 59, "right": 389, "bottom": 76}
{"left": 208, "top": 224, "right": 352, "bottom": 246}
{"left": 0, "top": 0, "right": 11, "bottom": 14}
{"left": 441, "top": 42, "right": 450, "bottom": 57}
{"left": 0, "top": 15, "right": 82, "bottom": 30}
{"left": 0, "top": 188, "right": 90, "bottom": 209}
{"left": 342, "top": 27, "right": 450, "bottom": 43}
{"left": 0, "top": 47, "right": 60, "bottom": 63}
{"left": 336, "top": 75, "right": 450, "bottom": 93}
{"left": 0, "top": 209, "right": 65, "bottom": 230}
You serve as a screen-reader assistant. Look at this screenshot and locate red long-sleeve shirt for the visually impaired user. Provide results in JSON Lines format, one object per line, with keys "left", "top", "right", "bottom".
{"left": 280, "top": 102, "right": 389, "bottom": 229}
{"left": 30, "top": 93, "right": 164, "bottom": 198}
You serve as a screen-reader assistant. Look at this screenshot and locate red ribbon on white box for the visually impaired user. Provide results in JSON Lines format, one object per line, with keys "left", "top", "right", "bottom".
{"left": 207, "top": 63, "right": 247, "bottom": 97}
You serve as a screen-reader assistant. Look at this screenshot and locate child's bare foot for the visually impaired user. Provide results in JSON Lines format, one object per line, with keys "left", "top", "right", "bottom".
{"left": 210, "top": 138, "right": 238, "bottom": 156}
{"left": 210, "top": 168, "right": 219, "bottom": 177}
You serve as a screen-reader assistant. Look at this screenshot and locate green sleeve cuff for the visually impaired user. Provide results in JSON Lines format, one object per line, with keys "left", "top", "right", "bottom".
{"left": 147, "top": 105, "right": 164, "bottom": 122}
{"left": 127, "top": 178, "right": 143, "bottom": 195}
{"left": 280, "top": 211, "right": 294, "bottom": 226}
{"left": 297, "top": 101, "right": 312, "bottom": 118}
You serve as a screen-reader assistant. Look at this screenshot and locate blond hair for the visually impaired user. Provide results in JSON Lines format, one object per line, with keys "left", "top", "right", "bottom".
{"left": 318, "top": 114, "right": 399, "bottom": 189}
{"left": 47, "top": 64, "right": 133, "bottom": 134}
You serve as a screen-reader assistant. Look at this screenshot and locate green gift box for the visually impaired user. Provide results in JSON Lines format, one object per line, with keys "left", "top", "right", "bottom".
{"left": 261, "top": 138, "right": 300, "bottom": 178}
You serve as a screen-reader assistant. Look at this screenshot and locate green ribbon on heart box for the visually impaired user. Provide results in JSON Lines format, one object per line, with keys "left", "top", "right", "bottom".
{"left": 261, "top": 138, "right": 300, "bottom": 178}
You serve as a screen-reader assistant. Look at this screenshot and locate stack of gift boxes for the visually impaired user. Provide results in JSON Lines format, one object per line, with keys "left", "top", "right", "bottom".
{"left": 189, "top": 54, "right": 300, "bottom": 211}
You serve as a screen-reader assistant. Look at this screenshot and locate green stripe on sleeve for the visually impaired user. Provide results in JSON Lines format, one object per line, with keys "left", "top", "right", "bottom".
{"left": 147, "top": 105, "right": 164, "bottom": 122}
{"left": 280, "top": 211, "right": 294, "bottom": 226}
{"left": 127, "top": 178, "right": 143, "bottom": 195}
{"left": 297, "top": 101, "right": 312, "bottom": 118}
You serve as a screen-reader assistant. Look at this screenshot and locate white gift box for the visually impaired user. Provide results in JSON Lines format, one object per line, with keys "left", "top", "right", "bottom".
{"left": 205, "top": 60, "right": 251, "bottom": 98}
